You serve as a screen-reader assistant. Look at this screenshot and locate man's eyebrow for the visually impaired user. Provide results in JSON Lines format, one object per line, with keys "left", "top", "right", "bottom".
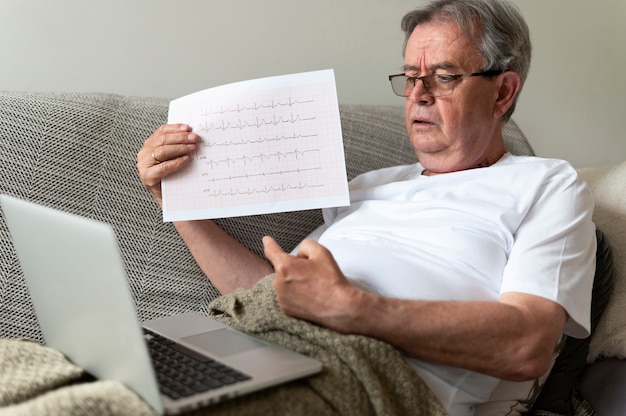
{"left": 402, "top": 62, "right": 460, "bottom": 74}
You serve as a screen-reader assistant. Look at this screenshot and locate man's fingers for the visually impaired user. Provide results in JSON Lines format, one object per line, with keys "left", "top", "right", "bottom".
{"left": 145, "top": 124, "right": 196, "bottom": 152}
{"left": 159, "top": 123, "right": 192, "bottom": 136}
{"left": 262, "top": 236, "right": 286, "bottom": 264}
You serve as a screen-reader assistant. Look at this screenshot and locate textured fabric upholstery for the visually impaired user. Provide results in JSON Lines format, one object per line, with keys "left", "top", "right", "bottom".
{"left": 0, "top": 92, "right": 217, "bottom": 342}
{"left": 0, "top": 92, "right": 533, "bottom": 345}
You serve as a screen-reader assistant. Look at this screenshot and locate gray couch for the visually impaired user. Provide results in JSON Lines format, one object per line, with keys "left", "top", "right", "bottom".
{"left": 1, "top": 91, "right": 624, "bottom": 415}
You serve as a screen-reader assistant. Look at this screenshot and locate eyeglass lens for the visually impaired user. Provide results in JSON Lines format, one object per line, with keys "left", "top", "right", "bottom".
{"left": 394, "top": 75, "right": 453, "bottom": 97}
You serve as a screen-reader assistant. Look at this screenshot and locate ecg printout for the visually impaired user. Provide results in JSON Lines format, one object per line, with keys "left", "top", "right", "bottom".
{"left": 162, "top": 69, "right": 350, "bottom": 221}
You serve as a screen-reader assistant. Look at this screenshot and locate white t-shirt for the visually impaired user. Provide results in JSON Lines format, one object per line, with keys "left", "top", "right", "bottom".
{"left": 305, "top": 154, "right": 596, "bottom": 415}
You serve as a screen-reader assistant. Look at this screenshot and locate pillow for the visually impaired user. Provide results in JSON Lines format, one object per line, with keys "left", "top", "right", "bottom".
{"left": 577, "top": 161, "right": 626, "bottom": 362}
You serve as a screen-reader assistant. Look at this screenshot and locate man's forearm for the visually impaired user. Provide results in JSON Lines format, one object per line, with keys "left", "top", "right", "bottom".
{"left": 341, "top": 290, "right": 567, "bottom": 381}
{"left": 173, "top": 220, "right": 273, "bottom": 294}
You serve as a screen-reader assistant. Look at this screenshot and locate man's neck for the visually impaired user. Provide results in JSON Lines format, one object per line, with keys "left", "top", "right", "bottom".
{"left": 420, "top": 150, "right": 506, "bottom": 176}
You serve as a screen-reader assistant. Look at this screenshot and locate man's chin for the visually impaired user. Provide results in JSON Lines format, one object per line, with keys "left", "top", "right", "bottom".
{"left": 410, "top": 137, "right": 449, "bottom": 156}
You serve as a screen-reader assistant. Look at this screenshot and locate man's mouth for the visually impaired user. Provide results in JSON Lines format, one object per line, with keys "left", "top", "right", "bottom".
{"left": 412, "top": 117, "right": 436, "bottom": 126}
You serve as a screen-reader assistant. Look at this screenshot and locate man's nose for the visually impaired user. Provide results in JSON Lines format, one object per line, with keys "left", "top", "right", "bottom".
{"left": 408, "top": 79, "right": 435, "bottom": 105}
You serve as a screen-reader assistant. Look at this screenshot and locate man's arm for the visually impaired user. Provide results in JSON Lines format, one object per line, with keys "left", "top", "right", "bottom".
{"left": 173, "top": 220, "right": 273, "bottom": 294}
{"left": 263, "top": 236, "right": 567, "bottom": 381}
{"left": 350, "top": 290, "right": 566, "bottom": 381}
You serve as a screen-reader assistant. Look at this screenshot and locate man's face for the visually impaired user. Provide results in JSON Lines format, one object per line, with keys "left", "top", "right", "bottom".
{"left": 403, "top": 20, "right": 504, "bottom": 174}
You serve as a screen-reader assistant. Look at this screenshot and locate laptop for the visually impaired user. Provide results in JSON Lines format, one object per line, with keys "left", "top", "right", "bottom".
{"left": 0, "top": 195, "right": 322, "bottom": 415}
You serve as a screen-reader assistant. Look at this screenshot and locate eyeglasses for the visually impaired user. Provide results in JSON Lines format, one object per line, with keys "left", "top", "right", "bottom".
{"left": 388, "top": 70, "right": 503, "bottom": 97}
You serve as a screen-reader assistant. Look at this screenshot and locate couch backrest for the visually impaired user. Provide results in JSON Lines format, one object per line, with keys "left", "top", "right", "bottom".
{"left": 0, "top": 92, "right": 533, "bottom": 342}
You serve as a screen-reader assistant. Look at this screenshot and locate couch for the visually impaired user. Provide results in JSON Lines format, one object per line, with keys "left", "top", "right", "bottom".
{"left": 0, "top": 91, "right": 624, "bottom": 415}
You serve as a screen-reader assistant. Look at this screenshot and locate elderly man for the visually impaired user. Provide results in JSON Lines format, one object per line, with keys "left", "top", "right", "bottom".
{"left": 137, "top": 0, "right": 595, "bottom": 414}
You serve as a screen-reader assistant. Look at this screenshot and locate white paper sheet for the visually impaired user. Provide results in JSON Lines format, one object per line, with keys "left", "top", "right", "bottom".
{"left": 162, "top": 69, "right": 349, "bottom": 221}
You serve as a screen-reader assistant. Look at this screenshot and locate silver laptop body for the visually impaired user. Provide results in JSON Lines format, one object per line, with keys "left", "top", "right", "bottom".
{"left": 0, "top": 195, "right": 322, "bottom": 415}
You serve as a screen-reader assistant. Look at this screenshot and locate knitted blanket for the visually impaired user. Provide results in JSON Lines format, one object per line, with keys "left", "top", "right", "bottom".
{"left": 0, "top": 276, "right": 445, "bottom": 416}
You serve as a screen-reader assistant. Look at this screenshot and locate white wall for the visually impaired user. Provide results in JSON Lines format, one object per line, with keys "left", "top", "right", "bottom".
{"left": 1, "top": 0, "right": 624, "bottom": 168}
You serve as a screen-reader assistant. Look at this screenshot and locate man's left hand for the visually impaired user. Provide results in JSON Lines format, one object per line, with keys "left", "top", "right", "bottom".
{"left": 262, "top": 236, "right": 360, "bottom": 332}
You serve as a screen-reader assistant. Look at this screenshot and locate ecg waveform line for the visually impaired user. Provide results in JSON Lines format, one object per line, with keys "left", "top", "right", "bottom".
{"left": 200, "top": 149, "right": 320, "bottom": 169}
{"left": 199, "top": 113, "right": 317, "bottom": 132}
{"left": 200, "top": 98, "right": 315, "bottom": 116}
{"left": 202, "top": 182, "right": 325, "bottom": 198}
{"left": 204, "top": 133, "right": 318, "bottom": 148}
{"left": 203, "top": 166, "right": 322, "bottom": 183}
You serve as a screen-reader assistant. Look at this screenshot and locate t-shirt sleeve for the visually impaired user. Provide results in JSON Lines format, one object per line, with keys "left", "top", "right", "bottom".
{"left": 500, "top": 162, "right": 596, "bottom": 338}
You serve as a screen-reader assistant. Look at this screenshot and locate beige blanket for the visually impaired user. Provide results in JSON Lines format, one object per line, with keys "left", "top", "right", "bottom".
{"left": 0, "top": 276, "right": 445, "bottom": 416}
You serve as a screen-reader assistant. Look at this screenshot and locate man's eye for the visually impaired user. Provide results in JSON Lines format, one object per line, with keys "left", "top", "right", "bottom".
{"left": 435, "top": 75, "right": 458, "bottom": 83}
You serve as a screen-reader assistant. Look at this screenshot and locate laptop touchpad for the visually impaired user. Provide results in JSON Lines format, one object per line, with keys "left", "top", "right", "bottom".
{"left": 182, "top": 328, "right": 269, "bottom": 357}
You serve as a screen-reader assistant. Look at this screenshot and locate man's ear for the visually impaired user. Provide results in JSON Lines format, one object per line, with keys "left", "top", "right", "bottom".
{"left": 493, "top": 71, "right": 522, "bottom": 119}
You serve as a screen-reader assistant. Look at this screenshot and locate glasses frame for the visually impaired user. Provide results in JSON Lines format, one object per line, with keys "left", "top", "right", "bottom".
{"left": 388, "top": 69, "right": 503, "bottom": 97}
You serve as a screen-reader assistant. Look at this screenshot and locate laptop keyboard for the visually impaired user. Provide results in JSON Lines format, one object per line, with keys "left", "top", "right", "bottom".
{"left": 143, "top": 328, "right": 251, "bottom": 400}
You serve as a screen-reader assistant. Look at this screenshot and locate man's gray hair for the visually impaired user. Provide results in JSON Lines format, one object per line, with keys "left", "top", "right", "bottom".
{"left": 401, "top": 0, "right": 531, "bottom": 121}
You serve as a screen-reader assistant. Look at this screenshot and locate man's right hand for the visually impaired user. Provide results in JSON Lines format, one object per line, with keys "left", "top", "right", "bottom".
{"left": 136, "top": 124, "right": 199, "bottom": 207}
